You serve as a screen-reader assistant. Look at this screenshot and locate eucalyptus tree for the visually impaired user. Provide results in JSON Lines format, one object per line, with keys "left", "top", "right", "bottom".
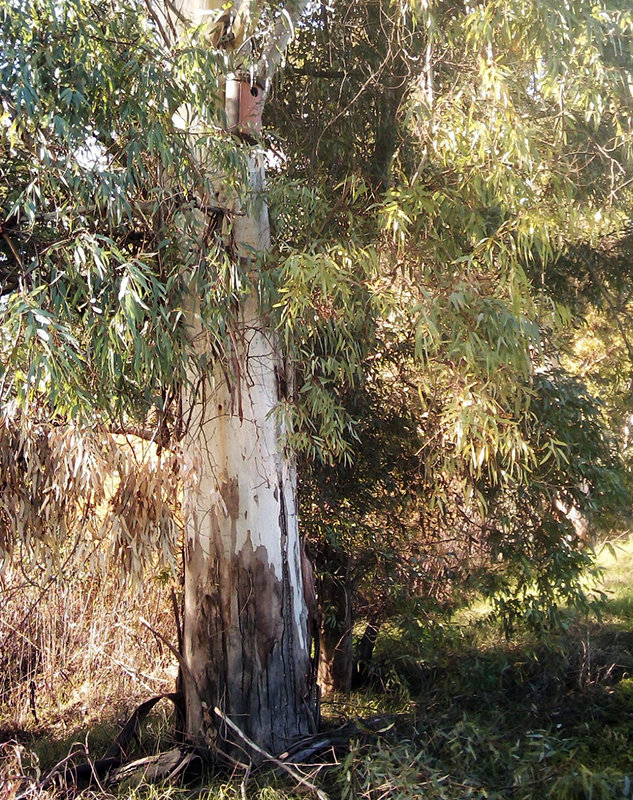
{"left": 0, "top": 0, "right": 337, "bottom": 756}
{"left": 2, "top": 0, "right": 633, "bottom": 758}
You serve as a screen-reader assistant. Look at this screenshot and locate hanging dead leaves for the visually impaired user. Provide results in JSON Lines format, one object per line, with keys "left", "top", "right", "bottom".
{"left": 0, "top": 403, "right": 182, "bottom": 585}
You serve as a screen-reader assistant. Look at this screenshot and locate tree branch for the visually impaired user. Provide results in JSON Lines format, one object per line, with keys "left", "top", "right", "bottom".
{"left": 258, "top": 0, "right": 311, "bottom": 87}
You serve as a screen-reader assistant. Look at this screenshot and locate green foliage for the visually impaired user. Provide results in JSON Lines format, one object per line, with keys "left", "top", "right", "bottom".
{"left": 2, "top": 0, "right": 633, "bottom": 651}
{"left": 331, "top": 558, "right": 633, "bottom": 800}
{"left": 300, "top": 325, "right": 629, "bottom": 643}
{"left": 274, "top": 239, "right": 382, "bottom": 463}
{"left": 269, "top": 0, "right": 633, "bottom": 649}
{"left": 0, "top": 0, "right": 249, "bottom": 425}
{"left": 474, "top": 368, "right": 629, "bottom": 633}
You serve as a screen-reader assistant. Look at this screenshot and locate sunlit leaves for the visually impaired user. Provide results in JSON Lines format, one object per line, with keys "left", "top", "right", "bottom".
{"left": 478, "top": 369, "right": 627, "bottom": 633}
{"left": 2, "top": 0, "right": 633, "bottom": 613}
{"left": 271, "top": 0, "right": 632, "bottom": 635}
{"left": 275, "top": 242, "right": 381, "bottom": 462}
{"left": 0, "top": 0, "right": 258, "bottom": 576}
{"left": 375, "top": 0, "right": 633, "bottom": 499}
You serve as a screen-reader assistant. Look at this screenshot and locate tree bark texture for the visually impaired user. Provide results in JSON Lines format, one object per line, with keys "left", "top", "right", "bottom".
{"left": 181, "top": 309, "right": 315, "bottom": 754}
{"left": 174, "top": 0, "right": 315, "bottom": 757}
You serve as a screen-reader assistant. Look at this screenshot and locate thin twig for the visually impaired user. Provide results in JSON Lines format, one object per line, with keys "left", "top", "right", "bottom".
{"left": 40, "top": 744, "right": 89, "bottom": 789}
{"left": 213, "top": 706, "right": 330, "bottom": 800}
{"left": 139, "top": 617, "right": 181, "bottom": 664}
{"left": 2, "top": 233, "right": 23, "bottom": 270}
{"left": 142, "top": 0, "right": 171, "bottom": 47}
{"left": 240, "top": 762, "right": 251, "bottom": 800}
{"left": 139, "top": 617, "right": 194, "bottom": 687}
{"left": 139, "top": 616, "right": 205, "bottom": 724}
{"left": 92, "top": 645, "right": 171, "bottom": 690}
{"left": 84, "top": 732, "right": 108, "bottom": 797}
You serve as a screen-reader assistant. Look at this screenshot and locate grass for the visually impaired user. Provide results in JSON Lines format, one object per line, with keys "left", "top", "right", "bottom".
{"left": 0, "top": 564, "right": 178, "bottom": 775}
{"left": 4, "top": 538, "right": 633, "bottom": 799}
{"left": 595, "top": 535, "right": 633, "bottom": 622}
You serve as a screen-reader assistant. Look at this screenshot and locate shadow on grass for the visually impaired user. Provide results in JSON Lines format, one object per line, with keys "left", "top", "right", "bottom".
{"left": 0, "top": 698, "right": 177, "bottom": 778}
{"left": 324, "top": 615, "right": 633, "bottom": 800}
{"left": 4, "top": 618, "right": 633, "bottom": 800}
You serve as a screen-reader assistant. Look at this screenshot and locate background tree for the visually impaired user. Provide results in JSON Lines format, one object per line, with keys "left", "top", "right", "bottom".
{"left": 266, "top": 0, "right": 633, "bottom": 690}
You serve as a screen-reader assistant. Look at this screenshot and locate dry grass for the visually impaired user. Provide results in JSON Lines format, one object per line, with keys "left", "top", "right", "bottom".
{"left": 0, "top": 563, "right": 179, "bottom": 759}
{"left": 0, "top": 418, "right": 183, "bottom": 772}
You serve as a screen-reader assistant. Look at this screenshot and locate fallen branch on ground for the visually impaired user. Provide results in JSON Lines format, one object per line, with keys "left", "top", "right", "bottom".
{"left": 214, "top": 706, "right": 330, "bottom": 800}
{"left": 38, "top": 693, "right": 182, "bottom": 792}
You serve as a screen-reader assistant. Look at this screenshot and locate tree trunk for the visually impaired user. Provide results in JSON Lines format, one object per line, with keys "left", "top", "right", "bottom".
{"left": 181, "top": 303, "right": 316, "bottom": 755}
{"left": 352, "top": 616, "right": 380, "bottom": 688}
{"left": 317, "top": 546, "right": 353, "bottom": 695}
{"left": 175, "top": 0, "right": 315, "bottom": 757}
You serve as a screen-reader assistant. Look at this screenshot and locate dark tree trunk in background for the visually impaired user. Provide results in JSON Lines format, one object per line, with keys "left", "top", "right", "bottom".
{"left": 353, "top": 616, "right": 381, "bottom": 688}
{"left": 317, "top": 544, "right": 353, "bottom": 694}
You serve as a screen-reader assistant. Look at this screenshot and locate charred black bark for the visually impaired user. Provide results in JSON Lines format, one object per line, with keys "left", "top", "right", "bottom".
{"left": 184, "top": 538, "right": 312, "bottom": 756}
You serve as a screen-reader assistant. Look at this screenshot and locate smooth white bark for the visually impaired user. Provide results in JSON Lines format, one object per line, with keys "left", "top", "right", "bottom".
{"left": 181, "top": 298, "right": 313, "bottom": 751}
